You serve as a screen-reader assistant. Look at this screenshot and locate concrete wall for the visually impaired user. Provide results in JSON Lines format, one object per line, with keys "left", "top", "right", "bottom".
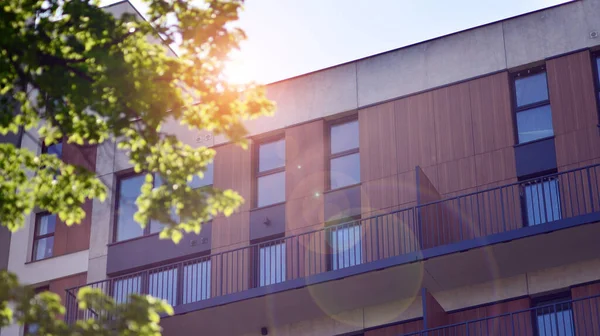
{"left": 209, "top": 0, "right": 600, "bottom": 145}
{"left": 239, "top": 297, "right": 423, "bottom": 336}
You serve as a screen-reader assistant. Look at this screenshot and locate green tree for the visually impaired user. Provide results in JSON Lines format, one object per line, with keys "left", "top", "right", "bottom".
{"left": 0, "top": 0, "right": 274, "bottom": 334}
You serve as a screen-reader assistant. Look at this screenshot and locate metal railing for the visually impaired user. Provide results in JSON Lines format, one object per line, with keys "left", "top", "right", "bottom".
{"left": 65, "top": 164, "right": 600, "bottom": 323}
{"left": 400, "top": 294, "right": 600, "bottom": 336}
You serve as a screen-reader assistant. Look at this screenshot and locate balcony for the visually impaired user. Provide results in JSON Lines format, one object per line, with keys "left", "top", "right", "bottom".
{"left": 401, "top": 293, "right": 600, "bottom": 336}
{"left": 65, "top": 164, "right": 600, "bottom": 333}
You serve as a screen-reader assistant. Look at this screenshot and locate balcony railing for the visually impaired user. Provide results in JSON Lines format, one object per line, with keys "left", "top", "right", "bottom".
{"left": 65, "top": 164, "right": 600, "bottom": 323}
{"left": 400, "top": 294, "right": 600, "bottom": 336}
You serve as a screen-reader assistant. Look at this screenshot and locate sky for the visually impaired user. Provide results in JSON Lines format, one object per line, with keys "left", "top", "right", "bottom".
{"left": 102, "top": 0, "right": 573, "bottom": 84}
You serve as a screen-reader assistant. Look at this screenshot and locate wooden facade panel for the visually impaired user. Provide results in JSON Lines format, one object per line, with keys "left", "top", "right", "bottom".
{"left": 211, "top": 212, "right": 249, "bottom": 251}
{"left": 555, "top": 126, "right": 600, "bottom": 168}
{"left": 571, "top": 283, "right": 600, "bottom": 336}
{"left": 286, "top": 225, "right": 327, "bottom": 280}
{"left": 210, "top": 246, "right": 250, "bottom": 297}
{"left": 474, "top": 147, "right": 516, "bottom": 186}
{"left": 424, "top": 290, "right": 448, "bottom": 328}
{"left": 446, "top": 298, "right": 532, "bottom": 336}
{"left": 395, "top": 92, "right": 437, "bottom": 170}
{"left": 286, "top": 120, "right": 326, "bottom": 201}
{"left": 436, "top": 156, "right": 477, "bottom": 195}
{"left": 360, "top": 102, "right": 398, "bottom": 182}
{"left": 547, "top": 50, "right": 598, "bottom": 135}
{"left": 285, "top": 195, "right": 323, "bottom": 232}
{"left": 432, "top": 82, "right": 475, "bottom": 164}
{"left": 213, "top": 143, "right": 252, "bottom": 212}
{"left": 469, "top": 72, "right": 514, "bottom": 154}
{"left": 365, "top": 319, "right": 424, "bottom": 336}
{"left": 556, "top": 164, "right": 600, "bottom": 221}
{"left": 53, "top": 199, "right": 93, "bottom": 257}
{"left": 62, "top": 143, "right": 97, "bottom": 172}
{"left": 49, "top": 273, "right": 88, "bottom": 309}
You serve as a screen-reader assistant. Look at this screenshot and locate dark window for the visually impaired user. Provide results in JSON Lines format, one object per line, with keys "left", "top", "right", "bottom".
{"left": 42, "top": 141, "right": 63, "bottom": 158}
{"left": 533, "top": 295, "right": 575, "bottom": 336}
{"left": 182, "top": 259, "right": 211, "bottom": 303}
{"left": 32, "top": 213, "right": 56, "bottom": 261}
{"left": 149, "top": 267, "right": 178, "bottom": 306}
{"left": 329, "top": 119, "right": 360, "bottom": 189}
{"left": 512, "top": 68, "right": 554, "bottom": 144}
{"left": 113, "top": 275, "right": 142, "bottom": 304}
{"left": 258, "top": 241, "right": 286, "bottom": 286}
{"left": 24, "top": 286, "right": 49, "bottom": 335}
{"left": 330, "top": 223, "right": 362, "bottom": 270}
{"left": 256, "top": 138, "right": 285, "bottom": 207}
{"left": 114, "top": 165, "right": 214, "bottom": 242}
{"left": 111, "top": 258, "right": 211, "bottom": 305}
{"left": 521, "top": 175, "right": 562, "bottom": 226}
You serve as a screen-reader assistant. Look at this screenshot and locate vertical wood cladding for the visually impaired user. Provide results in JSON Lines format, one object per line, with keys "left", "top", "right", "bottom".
{"left": 547, "top": 51, "right": 598, "bottom": 135}
{"left": 285, "top": 120, "right": 325, "bottom": 232}
{"left": 469, "top": 72, "right": 514, "bottom": 154}
{"left": 364, "top": 319, "right": 424, "bottom": 336}
{"left": 48, "top": 272, "right": 88, "bottom": 317}
{"left": 548, "top": 51, "right": 600, "bottom": 168}
{"left": 52, "top": 144, "right": 97, "bottom": 257}
{"left": 359, "top": 102, "right": 397, "bottom": 181}
{"left": 212, "top": 144, "right": 251, "bottom": 250}
{"left": 432, "top": 82, "right": 474, "bottom": 164}
{"left": 571, "top": 282, "right": 600, "bottom": 335}
{"left": 424, "top": 289, "right": 448, "bottom": 328}
{"left": 446, "top": 298, "right": 532, "bottom": 335}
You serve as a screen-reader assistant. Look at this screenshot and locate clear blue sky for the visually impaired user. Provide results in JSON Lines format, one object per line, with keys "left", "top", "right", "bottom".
{"left": 103, "top": 0, "right": 573, "bottom": 84}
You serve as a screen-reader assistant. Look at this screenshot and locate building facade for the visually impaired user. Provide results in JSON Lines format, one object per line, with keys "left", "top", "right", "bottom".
{"left": 3, "top": 0, "right": 600, "bottom": 335}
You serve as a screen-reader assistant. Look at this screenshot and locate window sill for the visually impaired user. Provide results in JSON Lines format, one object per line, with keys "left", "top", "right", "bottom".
{"left": 513, "top": 135, "right": 555, "bottom": 148}
{"left": 250, "top": 201, "right": 286, "bottom": 212}
{"left": 324, "top": 182, "right": 362, "bottom": 194}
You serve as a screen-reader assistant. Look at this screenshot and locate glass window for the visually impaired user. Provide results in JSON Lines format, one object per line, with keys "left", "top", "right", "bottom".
{"left": 32, "top": 213, "right": 56, "bottom": 261}
{"left": 189, "top": 162, "right": 214, "bottom": 189}
{"left": 257, "top": 171, "right": 286, "bottom": 207}
{"left": 259, "top": 243, "right": 286, "bottom": 286}
{"left": 113, "top": 276, "right": 142, "bottom": 304}
{"left": 43, "top": 141, "right": 63, "bottom": 158}
{"left": 515, "top": 72, "right": 549, "bottom": 107}
{"left": 329, "top": 120, "right": 360, "bottom": 189}
{"left": 524, "top": 178, "right": 561, "bottom": 226}
{"left": 331, "top": 120, "right": 359, "bottom": 154}
{"left": 330, "top": 153, "right": 360, "bottom": 189}
{"left": 258, "top": 139, "right": 285, "bottom": 172}
{"left": 115, "top": 174, "right": 145, "bottom": 242}
{"left": 516, "top": 105, "right": 554, "bottom": 143}
{"left": 535, "top": 300, "right": 574, "bottom": 336}
{"left": 256, "top": 139, "right": 286, "bottom": 207}
{"left": 149, "top": 268, "right": 178, "bottom": 306}
{"left": 330, "top": 224, "right": 362, "bottom": 270}
{"left": 183, "top": 260, "right": 211, "bottom": 303}
{"left": 513, "top": 70, "right": 554, "bottom": 144}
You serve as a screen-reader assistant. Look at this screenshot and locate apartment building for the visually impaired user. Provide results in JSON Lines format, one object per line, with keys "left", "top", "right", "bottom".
{"left": 3, "top": 0, "right": 600, "bottom": 335}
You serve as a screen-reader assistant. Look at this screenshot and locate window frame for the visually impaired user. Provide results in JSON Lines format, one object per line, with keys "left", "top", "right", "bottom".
{"left": 327, "top": 116, "right": 360, "bottom": 191}
{"left": 112, "top": 170, "right": 151, "bottom": 243}
{"left": 254, "top": 135, "right": 286, "bottom": 208}
{"left": 256, "top": 239, "right": 287, "bottom": 287}
{"left": 112, "top": 166, "right": 215, "bottom": 243}
{"left": 592, "top": 51, "right": 600, "bottom": 126}
{"left": 510, "top": 66, "right": 554, "bottom": 145}
{"left": 31, "top": 212, "right": 56, "bottom": 262}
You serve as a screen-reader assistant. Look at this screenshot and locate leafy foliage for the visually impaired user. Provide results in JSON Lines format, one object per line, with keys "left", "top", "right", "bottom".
{"left": 0, "top": 0, "right": 274, "bottom": 334}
